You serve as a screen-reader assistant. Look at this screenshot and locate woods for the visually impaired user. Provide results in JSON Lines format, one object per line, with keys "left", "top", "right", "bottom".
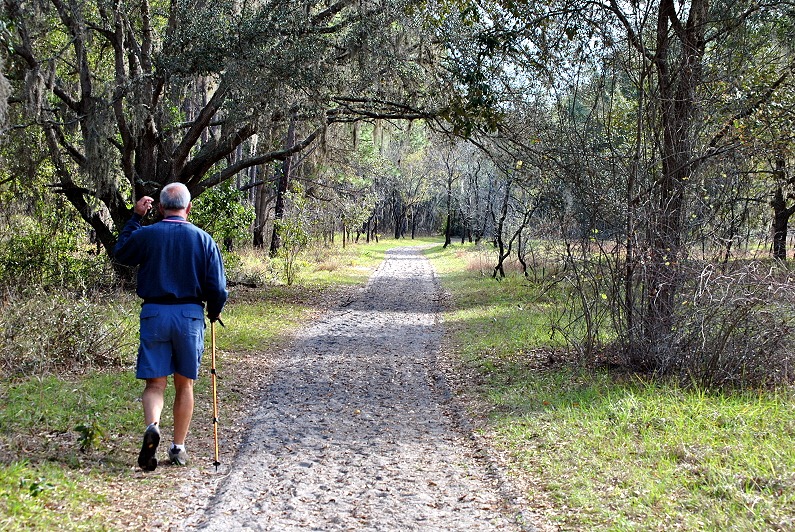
{"left": 3, "top": 2, "right": 795, "bottom": 528}
{"left": 2, "top": 0, "right": 795, "bottom": 380}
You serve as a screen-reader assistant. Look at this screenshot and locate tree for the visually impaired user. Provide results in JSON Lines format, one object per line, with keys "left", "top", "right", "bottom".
{"left": 367, "top": 122, "right": 436, "bottom": 239}
{"left": 2, "top": 0, "right": 446, "bottom": 258}
{"left": 190, "top": 181, "right": 255, "bottom": 251}
{"left": 431, "top": 0, "right": 795, "bottom": 373}
{"left": 610, "top": 0, "right": 795, "bottom": 360}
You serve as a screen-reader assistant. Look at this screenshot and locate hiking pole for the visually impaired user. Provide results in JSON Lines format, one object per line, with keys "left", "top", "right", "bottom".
{"left": 210, "top": 319, "right": 221, "bottom": 471}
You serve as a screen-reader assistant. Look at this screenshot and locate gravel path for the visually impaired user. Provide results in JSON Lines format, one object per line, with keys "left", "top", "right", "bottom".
{"left": 185, "top": 247, "right": 532, "bottom": 531}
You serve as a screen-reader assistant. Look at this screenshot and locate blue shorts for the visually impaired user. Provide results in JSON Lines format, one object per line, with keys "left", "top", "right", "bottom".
{"left": 137, "top": 303, "right": 205, "bottom": 380}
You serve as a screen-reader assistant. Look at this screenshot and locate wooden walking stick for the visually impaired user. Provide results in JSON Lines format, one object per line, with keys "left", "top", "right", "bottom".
{"left": 211, "top": 320, "right": 221, "bottom": 471}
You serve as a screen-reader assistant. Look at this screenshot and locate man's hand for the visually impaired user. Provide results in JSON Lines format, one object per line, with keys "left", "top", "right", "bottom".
{"left": 134, "top": 196, "right": 155, "bottom": 216}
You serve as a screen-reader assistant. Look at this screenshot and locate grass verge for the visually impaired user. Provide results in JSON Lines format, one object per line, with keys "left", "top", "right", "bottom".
{"left": 425, "top": 242, "right": 795, "bottom": 531}
{"left": 0, "top": 461, "right": 106, "bottom": 531}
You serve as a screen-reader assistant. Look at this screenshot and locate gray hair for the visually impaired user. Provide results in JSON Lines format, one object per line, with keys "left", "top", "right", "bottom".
{"left": 160, "top": 183, "right": 191, "bottom": 210}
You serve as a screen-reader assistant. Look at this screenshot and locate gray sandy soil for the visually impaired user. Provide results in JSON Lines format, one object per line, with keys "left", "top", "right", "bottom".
{"left": 183, "top": 247, "right": 534, "bottom": 531}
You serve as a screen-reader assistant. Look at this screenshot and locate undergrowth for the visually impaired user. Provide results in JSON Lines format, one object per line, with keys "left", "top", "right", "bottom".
{"left": 0, "top": 288, "right": 137, "bottom": 377}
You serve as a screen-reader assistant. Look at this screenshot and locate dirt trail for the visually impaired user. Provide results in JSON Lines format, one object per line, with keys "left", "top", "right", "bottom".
{"left": 184, "top": 247, "right": 533, "bottom": 531}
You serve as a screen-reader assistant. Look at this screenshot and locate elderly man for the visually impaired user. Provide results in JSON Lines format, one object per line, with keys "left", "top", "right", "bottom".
{"left": 114, "top": 183, "right": 228, "bottom": 471}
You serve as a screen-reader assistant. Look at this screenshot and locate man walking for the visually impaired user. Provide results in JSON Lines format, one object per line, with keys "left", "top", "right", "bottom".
{"left": 114, "top": 183, "right": 228, "bottom": 471}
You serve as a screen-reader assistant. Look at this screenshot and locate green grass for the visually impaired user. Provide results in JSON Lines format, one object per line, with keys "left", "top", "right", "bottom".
{"left": 302, "top": 237, "right": 417, "bottom": 286}
{"left": 426, "top": 242, "right": 795, "bottom": 531}
{"left": 0, "top": 373, "right": 139, "bottom": 440}
{"left": 0, "top": 372, "right": 142, "bottom": 528}
{"left": 426, "top": 243, "right": 568, "bottom": 363}
{"left": 0, "top": 461, "right": 106, "bottom": 531}
{"left": 491, "top": 373, "right": 795, "bottom": 530}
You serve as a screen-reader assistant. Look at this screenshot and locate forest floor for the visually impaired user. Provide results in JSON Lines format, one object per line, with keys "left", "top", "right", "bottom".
{"left": 140, "top": 246, "right": 547, "bottom": 530}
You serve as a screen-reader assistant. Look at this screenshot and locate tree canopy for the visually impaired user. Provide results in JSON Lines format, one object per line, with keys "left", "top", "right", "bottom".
{"left": 2, "top": 0, "right": 454, "bottom": 254}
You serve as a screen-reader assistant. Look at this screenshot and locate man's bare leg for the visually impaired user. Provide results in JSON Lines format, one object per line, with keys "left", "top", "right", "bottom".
{"left": 172, "top": 373, "right": 195, "bottom": 445}
{"left": 142, "top": 377, "right": 167, "bottom": 426}
{"left": 139, "top": 377, "right": 167, "bottom": 471}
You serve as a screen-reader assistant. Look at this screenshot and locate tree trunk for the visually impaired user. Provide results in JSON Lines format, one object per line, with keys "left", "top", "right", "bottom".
{"left": 492, "top": 174, "right": 512, "bottom": 278}
{"left": 460, "top": 208, "right": 468, "bottom": 245}
{"left": 253, "top": 165, "right": 273, "bottom": 248}
{"left": 393, "top": 194, "right": 404, "bottom": 239}
{"left": 443, "top": 174, "right": 453, "bottom": 248}
{"left": 641, "top": 0, "right": 709, "bottom": 363}
{"left": 517, "top": 231, "right": 528, "bottom": 277}
{"left": 771, "top": 182, "right": 795, "bottom": 261}
{"left": 269, "top": 114, "right": 297, "bottom": 257}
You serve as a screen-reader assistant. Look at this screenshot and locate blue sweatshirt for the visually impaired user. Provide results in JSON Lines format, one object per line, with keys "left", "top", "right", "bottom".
{"left": 113, "top": 214, "right": 228, "bottom": 319}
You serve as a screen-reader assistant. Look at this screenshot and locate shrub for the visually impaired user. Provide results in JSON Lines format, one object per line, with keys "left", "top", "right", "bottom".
{"left": 223, "top": 247, "right": 279, "bottom": 286}
{"left": 0, "top": 217, "right": 112, "bottom": 290}
{"left": 0, "top": 288, "right": 135, "bottom": 378}
{"left": 190, "top": 181, "right": 255, "bottom": 251}
{"left": 553, "top": 237, "right": 795, "bottom": 388}
{"left": 657, "top": 262, "right": 795, "bottom": 388}
{"left": 274, "top": 187, "right": 310, "bottom": 286}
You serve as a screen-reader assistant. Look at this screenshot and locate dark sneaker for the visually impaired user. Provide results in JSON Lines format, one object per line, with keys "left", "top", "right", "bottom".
{"left": 168, "top": 445, "right": 188, "bottom": 466}
{"left": 137, "top": 423, "right": 160, "bottom": 471}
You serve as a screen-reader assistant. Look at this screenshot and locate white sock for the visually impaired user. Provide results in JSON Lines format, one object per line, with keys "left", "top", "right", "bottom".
{"left": 172, "top": 443, "right": 185, "bottom": 451}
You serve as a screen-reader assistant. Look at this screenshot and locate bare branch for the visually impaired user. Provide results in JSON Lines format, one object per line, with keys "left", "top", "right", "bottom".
{"left": 195, "top": 126, "right": 325, "bottom": 194}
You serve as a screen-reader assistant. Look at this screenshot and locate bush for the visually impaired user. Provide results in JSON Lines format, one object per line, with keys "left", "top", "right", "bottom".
{"left": 273, "top": 185, "right": 310, "bottom": 286}
{"left": 223, "top": 247, "right": 279, "bottom": 286}
{"left": 657, "top": 262, "right": 795, "bottom": 388}
{"left": 190, "top": 181, "right": 255, "bottom": 250}
{"left": 554, "top": 237, "right": 795, "bottom": 388}
{"left": 0, "top": 288, "right": 136, "bottom": 378}
{"left": 0, "top": 218, "right": 112, "bottom": 290}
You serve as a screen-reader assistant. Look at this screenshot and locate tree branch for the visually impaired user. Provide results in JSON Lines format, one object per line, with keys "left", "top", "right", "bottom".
{"left": 171, "top": 82, "right": 229, "bottom": 174}
{"left": 704, "top": 69, "right": 792, "bottom": 157}
{"left": 183, "top": 121, "right": 258, "bottom": 189}
{"left": 310, "top": 0, "right": 355, "bottom": 25}
{"left": 194, "top": 126, "right": 325, "bottom": 194}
